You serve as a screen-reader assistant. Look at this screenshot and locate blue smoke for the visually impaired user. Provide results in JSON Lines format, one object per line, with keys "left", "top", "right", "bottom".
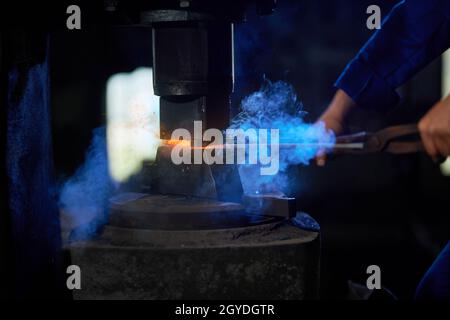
{"left": 7, "top": 56, "right": 63, "bottom": 296}
{"left": 58, "top": 81, "right": 334, "bottom": 236}
{"left": 58, "top": 127, "right": 115, "bottom": 240}
{"left": 230, "top": 80, "right": 335, "bottom": 195}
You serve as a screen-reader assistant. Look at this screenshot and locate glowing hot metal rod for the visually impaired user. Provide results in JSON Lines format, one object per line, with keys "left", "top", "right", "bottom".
{"left": 161, "top": 124, "right": 425, "bottom": 155}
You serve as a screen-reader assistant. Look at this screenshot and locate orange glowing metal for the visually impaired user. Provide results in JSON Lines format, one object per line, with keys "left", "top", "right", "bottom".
{"left": 161, "top": 139, "right": 207, "bottom": 150}
{"left": 163, "top": 139, "right": 191, "bottom": 147}
{"left": 160, "top": 139, "right": 349, "bottom": 150}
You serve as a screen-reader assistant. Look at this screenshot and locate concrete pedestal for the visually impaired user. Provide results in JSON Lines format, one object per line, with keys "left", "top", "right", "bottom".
{"left": 67, "top": 213, "right": 320, "bottom": 300}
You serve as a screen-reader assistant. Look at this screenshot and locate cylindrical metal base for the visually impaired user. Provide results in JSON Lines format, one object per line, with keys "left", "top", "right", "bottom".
{"left": 67, "top": 214, "right": 320, "bottom": 300}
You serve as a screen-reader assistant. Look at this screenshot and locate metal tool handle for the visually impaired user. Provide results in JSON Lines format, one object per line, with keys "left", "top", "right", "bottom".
{"left": 374, "top": 124, "right": 423, "bottom": 154}
{"left": 380, "top": 124, "right": 446, "bottom": 163}
{"left": 331, "top": 124, "right": 449, "bottom": 164}
{"left": 334, "top": 123, "right": 424, "bottom": 154}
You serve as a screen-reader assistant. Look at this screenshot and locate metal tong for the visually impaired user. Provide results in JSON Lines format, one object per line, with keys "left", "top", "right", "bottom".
{"left": 332, "top": 124, "right": 424, "bottom": 155}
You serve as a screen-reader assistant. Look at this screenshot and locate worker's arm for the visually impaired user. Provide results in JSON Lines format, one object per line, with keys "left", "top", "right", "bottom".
{"left": 318, "top": 0, "right": 450, "bottom": 162}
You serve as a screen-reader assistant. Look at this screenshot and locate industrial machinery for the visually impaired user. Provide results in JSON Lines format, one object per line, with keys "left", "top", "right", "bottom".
{"left": 66, "top": 0, "right": 321, "bottom": 300}
{"left": 1, "top": 0, "right": 321, "bottom": 299}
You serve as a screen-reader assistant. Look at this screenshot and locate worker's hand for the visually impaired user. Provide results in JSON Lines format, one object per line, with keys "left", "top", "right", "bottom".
{"left": 315, "top": 89, "right": 355, "bottom": 166}
{"left": 418, "top": 94, "right": 450, "bottom": 160}
{"left": 316, "top": 112, "right": 345, "bottom": 166}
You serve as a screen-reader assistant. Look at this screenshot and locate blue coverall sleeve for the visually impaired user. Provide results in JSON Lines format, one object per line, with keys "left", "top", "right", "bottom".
{"left": 335, "top": 0, "right": 450, "bottom": 109}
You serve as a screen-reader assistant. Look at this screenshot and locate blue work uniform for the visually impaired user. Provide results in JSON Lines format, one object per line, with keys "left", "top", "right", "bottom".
{"left": 336, "top": 0, "right": 450, "bottom": 109}
{"left": 335, "top": 0, "right": 450, "bottom": 299}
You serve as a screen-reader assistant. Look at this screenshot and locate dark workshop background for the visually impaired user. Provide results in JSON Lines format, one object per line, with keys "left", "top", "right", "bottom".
{"left": 2, "top": 0, "right": 449, "bottom": 299}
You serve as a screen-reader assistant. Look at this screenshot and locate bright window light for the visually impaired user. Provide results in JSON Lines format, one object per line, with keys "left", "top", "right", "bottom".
{"left": 441, "top": 50, "right": 450, "bottom": 176}
{"left": 106, "top": 67, "right": 160, "bottom": 183}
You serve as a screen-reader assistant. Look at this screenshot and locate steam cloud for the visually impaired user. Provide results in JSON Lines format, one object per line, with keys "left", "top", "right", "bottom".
{"left": 230, "top": 80, "right": 335, "bottom": 195}
{"left": 58, "top": 81, "right": 334, "bottom": 239}
{"left": 58, "top": 127, "right": 116, "bottom": 240}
